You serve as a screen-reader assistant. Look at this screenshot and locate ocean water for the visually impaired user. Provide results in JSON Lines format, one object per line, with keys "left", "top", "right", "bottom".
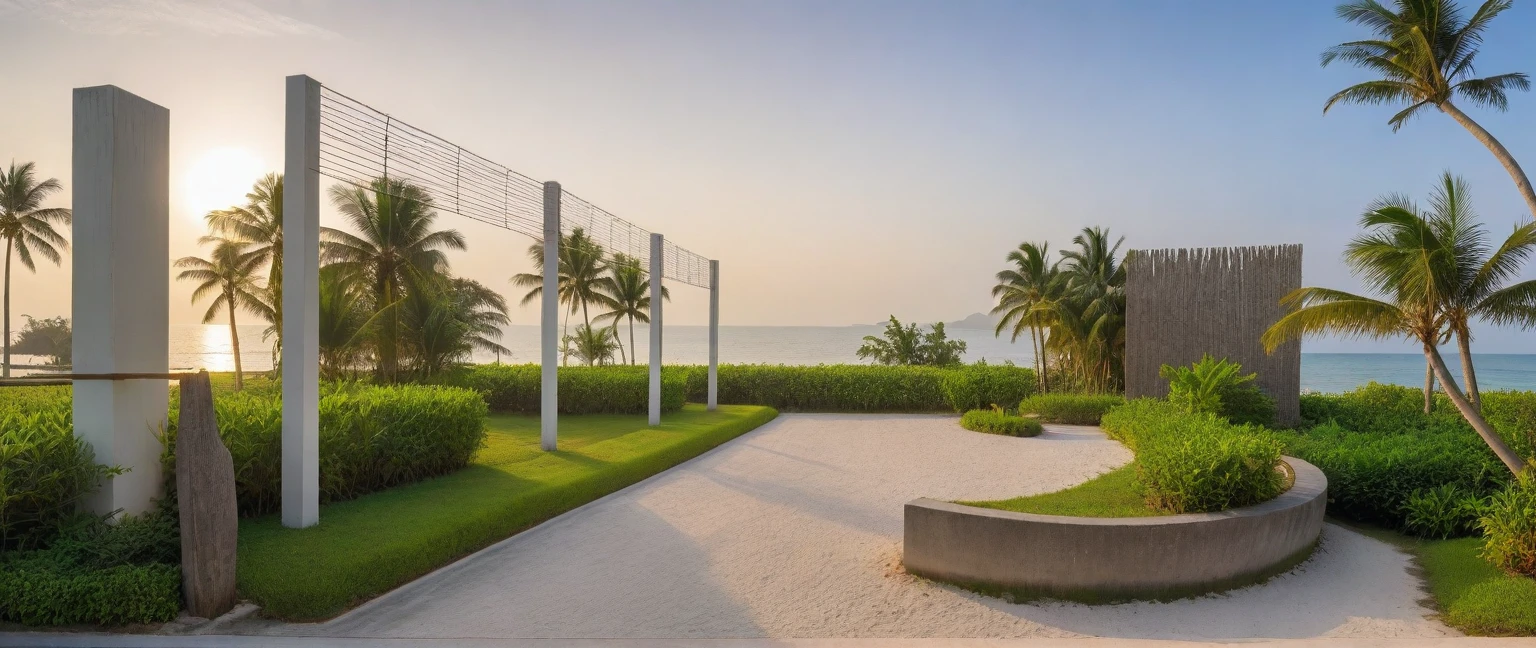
{"left": 13, "top": 324, "right": 1536, "bottom": 394}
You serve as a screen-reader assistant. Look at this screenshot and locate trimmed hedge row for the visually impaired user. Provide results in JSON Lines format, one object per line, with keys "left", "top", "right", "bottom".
{"left": 686, "top": 363, "right": 1035, "bottom": 412}
{"left": 438, "top": 364, "right": 686, "bottom": 414}
{"left": 0, "top": 511, "right": 182, "bottom": 626}
{"left": 1290, "top": 383, "right": 1529, "bottom": 535}
{"left": 166, "top": 383, "right": 489, "bottom": 516}
{"left": 959, "top": 409, "right": 1043, "bottom": 437}
{"left": 1101, "top": 398, "right": 1285, "bottom": 514}
{"left": 1018, "top": 393, "right": 1124, "bottom": 424}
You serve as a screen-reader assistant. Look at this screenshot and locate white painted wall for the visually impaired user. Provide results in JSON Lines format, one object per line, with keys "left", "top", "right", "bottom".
{"left": 71, "top": 85, "right": 170, "bottom": 518}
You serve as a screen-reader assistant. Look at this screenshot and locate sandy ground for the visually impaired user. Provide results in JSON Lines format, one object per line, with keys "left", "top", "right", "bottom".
{"left": 241, "top": 414, "right": 1453, "bottom": 640}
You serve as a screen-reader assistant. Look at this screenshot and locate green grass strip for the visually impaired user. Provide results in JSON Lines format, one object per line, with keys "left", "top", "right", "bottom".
{"left": 1416, "top": 537, "right": 1536, "bottom": 635}
{"left": 235, "top": 404, "right": 777, "bottom": 621}
{"left": 957, "top": 464, "right": 1168, "bottom": 518}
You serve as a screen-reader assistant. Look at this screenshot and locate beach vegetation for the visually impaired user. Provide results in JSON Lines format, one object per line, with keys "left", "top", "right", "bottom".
{"left": 959, "top": 407, "right": 1042, "bottom": 437}
{"left": 1161, "top": 355, "right": 1278, "bottom": 427}
{"left": 856, "top": 315, "right": 966, "bottom": 366}
{"left": 11, "top": 315, "right": 70, "bottom": 367}
{"left": 1017, "top": 393, "right": 1123, "bottom": 424}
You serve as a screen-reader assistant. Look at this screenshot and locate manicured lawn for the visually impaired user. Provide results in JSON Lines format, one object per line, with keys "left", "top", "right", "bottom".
{"left": 957, "top": 464, "right": 1166, "bottom": 518}
{"left": 236, "top": 403, "right": 777, "bottom": 621}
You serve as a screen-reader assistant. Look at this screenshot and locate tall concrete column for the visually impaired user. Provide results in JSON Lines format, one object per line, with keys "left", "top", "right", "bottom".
{"left": 541, "top": 182, "right": 561, "bottom": 451}
{"left": 649, "top": 233, "right": 664, "bottom": 426}
{"left": 281, "top": 75, "right": 320, "bottom": 529}
{"left": 71, "top": 86, "right": 169, "bottom": 518}
{"left": 708, "top": 260, "right": 719, "bottom": 411}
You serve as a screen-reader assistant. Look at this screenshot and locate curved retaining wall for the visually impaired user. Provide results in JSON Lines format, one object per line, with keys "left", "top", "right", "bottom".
{"left": 903, "top": 456, "right": 1327, "bottom": 602}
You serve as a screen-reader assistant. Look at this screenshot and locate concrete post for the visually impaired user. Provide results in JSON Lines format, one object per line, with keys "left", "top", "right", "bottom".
{"left": 649, "top": 233, "right": 664, "bottom": 426}
{"left": 541, "top": 182, "right": 561, "bottom": 450}
{"left": 708, "top": 260, "right": 719, "bottom": 411}
{"left": 71, "top": 86, "right": 169, "bottom": 518}
{"left": 281, "top": 75, "right": 320, "bottom": 529}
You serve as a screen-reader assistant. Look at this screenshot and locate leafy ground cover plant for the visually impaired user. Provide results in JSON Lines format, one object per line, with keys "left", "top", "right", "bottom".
{"left": 1101, "top": 399, "right": 1284, "bottom": 513}
{"left": 1160, "top": 354, "right": 1277, "bottom": 427}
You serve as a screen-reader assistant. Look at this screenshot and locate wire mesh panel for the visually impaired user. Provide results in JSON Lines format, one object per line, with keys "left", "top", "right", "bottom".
{"left": 314, "top": 82, "right": 714, "bottom": 289}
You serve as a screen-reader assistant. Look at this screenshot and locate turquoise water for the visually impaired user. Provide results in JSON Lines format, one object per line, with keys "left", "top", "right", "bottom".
{"left": 1302, "top": 353, "right": 1536, "bottom": 394}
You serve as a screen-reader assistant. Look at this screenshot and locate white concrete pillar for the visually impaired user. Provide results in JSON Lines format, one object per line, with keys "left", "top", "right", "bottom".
{"left": 281, "top": 75, "right": 320, "bottom": 529}
{"left": 649, "top": 233, "right": 664, "bottom": 426}
{"left": 541, "top": 182, "right": 561, "bottom": 451}
{"left": 708, "top": 260, "right": 719, "bottom": 411}
{"left": 71, "top": 86, "right": 169, "bottom": 519}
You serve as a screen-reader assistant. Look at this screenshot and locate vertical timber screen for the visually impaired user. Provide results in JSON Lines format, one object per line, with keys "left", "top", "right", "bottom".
{"left": 1125, "top": 245, "right": 1303, "bottom": 425}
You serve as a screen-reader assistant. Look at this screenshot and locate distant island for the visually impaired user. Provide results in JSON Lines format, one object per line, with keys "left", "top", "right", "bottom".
{"left": 862, "top": 312, "right": 997, "bottom": 329}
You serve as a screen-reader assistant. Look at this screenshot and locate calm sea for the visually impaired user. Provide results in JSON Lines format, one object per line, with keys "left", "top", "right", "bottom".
{"left": 12, "top": 324, "right": 1536, "bottom": 393}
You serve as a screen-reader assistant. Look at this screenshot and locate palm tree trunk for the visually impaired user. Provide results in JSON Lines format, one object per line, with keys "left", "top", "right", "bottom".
{"left": 1455, "top": 328, "right": 1481, "bottom": 411}
{"left": 1425, "top": 341, "right": 1525, "bottom": 474}
{"left": 614, "top": 322, "right": 627, "bottom": 365}
{"left": 629, "top": 315, "right": 637, "bottom": 366}
{"left": 1423, "top": 361, "right": 1434, "bottom": 415}
{"left": 227, "top": 293, "right": 244, "bottom": 391}
{"left": 2, "top": 241, "right": 10, "bottom": 379}
{"left": 1441, "top": 102, "right": 1536, "bottom": 220}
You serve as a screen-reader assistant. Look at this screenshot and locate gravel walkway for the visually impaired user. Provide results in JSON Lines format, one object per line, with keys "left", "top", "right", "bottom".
{"left": 247, "top": 414, "right": 1452, "bottom": 640}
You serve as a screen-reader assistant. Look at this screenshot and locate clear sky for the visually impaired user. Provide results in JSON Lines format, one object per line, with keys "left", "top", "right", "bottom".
{"left": 4, "top": 0, "right": 1536, "bottom": 352}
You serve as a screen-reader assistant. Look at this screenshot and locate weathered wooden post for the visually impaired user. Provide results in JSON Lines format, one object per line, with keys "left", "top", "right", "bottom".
{"left": 176, "top": 371, "right": 238, "bottom": 618}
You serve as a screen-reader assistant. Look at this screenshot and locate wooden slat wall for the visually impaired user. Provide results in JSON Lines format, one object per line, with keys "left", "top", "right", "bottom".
{"left": 1124, "top": 244, "right": 1303, "bottom": 425}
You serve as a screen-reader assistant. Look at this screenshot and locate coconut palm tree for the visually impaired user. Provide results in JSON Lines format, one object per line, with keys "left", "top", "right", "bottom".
{"left": 206, "top": 173, "right": 283, "bottom": 366}
{"left": 323, "top": 178, "right": 465, "bottom": 383}
{"left": 1353, "top": 173, "right": 1536, "bottom": 410}
{"left": 1261, "top": 201, "right": 1528, "bottom": 474}
{"left": 992, "top": 242, "right": 1058, "bottom": 391}
{"left": 175, "top": 238, "right": 269, "bottom": 390}
{"left": 570, "top": 323, "right": 618, "bottom": 366}
{"left": 401, "top": 274, "right": 510, "bottom": 378}
{"left": 595, "top": 253, "right": 669, "bottom": 365}
{"left": 316, "top": 265, "right": 373, "bottom": 380}
{"left": 0, "top": 162, "right": 71, "bottom": 377}
{"left": 511, "top": 227, "right": 618, "bottom": 364}
{"left": 1056, "top": 227, "right": 1127, "bottom": 392}
{"left": 1323, "top": 0, "right": 1536, "bottom": 217}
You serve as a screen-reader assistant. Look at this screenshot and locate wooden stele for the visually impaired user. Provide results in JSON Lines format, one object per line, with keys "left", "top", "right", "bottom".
{"left": 176, "top": 371, "right": 238, "bottom": 618}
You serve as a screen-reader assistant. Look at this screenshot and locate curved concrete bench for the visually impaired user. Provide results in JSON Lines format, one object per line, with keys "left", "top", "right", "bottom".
{"left": 902, "top": 456, "right": 1327, "bottom": 603}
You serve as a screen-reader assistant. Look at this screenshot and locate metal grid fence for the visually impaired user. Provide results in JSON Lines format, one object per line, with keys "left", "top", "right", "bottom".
{"left": 316, "top": 84, "right": 712, "bottom": 288}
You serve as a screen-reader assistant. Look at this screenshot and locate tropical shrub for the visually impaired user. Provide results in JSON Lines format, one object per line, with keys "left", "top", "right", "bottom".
{"left": 164, "top": 383, "right": 488, "bottom": 516}
{"left": 0, "top": 397, "right": 119, "bottom": 551}
{"left": 959, "top": 408, "right": 1042, "bottom": 437}
{"left": 1403, "top": 484, "right": 1486, "bottom": 540}
{"left": 1479, "top": 475, "right": 1536, "bottom": 578}
{"left": 440, "top": 364, "right": 686, "bottom": 414}
{"left": 856, "top": 316, "right": 966, "bottom": 366}
{"left": 1102, "top": 399, "right": 1284, "bottom": 514}
{"left": 1017, "top": 393, "right": 1123, "bottom": 424}
{"left": 1160, "top": 355, "right": 1277, "bottom": 427}
{"left": 0, "top": 511, "right": 181, "bottom": 626}
{"left": 1286, "top": 421, "right": 1506, "bottom": 529}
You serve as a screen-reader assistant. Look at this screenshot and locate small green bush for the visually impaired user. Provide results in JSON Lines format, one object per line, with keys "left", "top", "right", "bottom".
{"left": 1018, "top": 393, "right": 1124, "bottom": 424}
{"left": 0, "top": 397, "right": 120, "bottom": 551}
{"left": 1403, "top": 484, "right": 1486, "bottom": 540}
{"left": 1102, "top": 399, "right": 1284, "bottom": 514}
{"left": 707, "top": 364, "right": 1033, "bottom": 412}
{"left": 959, "top": 408, "right": 1042, "bottom": 437}
{"left": 1160, "top": 355, "right": 1277, "bottom": 427}
{"left": 439, "top": 364, "right": 686, "bottom": 414}
{"left": 0, "top": 512, "right": 182, "bottom": 626}
{"left": 165, "top": 384, "right": 489, "bottom": 516}
{"left": 1479, "top": 475, "right": 1536, "bottom": 578}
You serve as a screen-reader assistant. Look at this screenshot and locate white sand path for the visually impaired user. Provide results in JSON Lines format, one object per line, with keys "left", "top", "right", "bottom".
{"left": 255, "top": 414, "right": 1452, "bottom": 640}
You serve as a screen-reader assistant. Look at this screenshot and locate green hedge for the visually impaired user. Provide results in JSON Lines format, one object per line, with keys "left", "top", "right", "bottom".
{"left": 1018, "top": 393, "right": 1124, "bottom": 424}
{"left": 1101, "top": 398, "right": 1285, "bottom": 514}
{"left": 439, "top": 364, "right": 686, "bottom": 414}
{"left": 959, "top": 409, "right": 1042, "bottom": 437}
{"left": 0, "top": 398, "right": 117, "bottom": 551}
{"left": 1291, "top": 383, "right": 1524, "bottom": 533}
{"left": 166, "top": 384, "right": 489, "bottom": 516}
{"left": 696, "top": 363, "right": 1035, "bottom": 412}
